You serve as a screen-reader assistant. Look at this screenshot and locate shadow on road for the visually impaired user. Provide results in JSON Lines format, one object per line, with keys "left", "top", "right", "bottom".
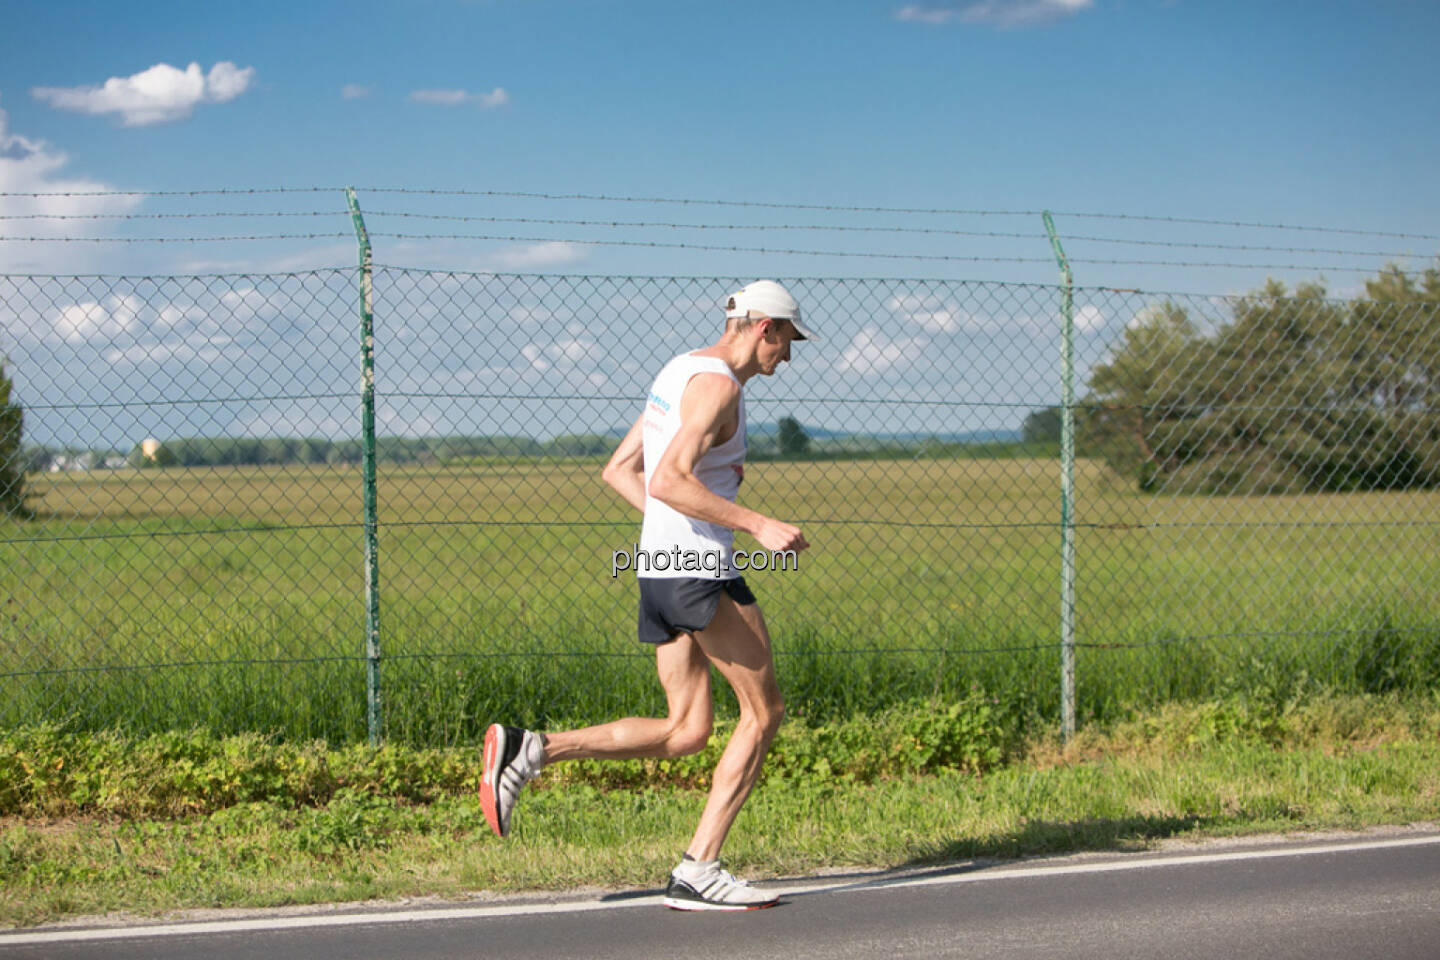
{"left": 905, "top": 812, "right": 1213, "bottom": 866}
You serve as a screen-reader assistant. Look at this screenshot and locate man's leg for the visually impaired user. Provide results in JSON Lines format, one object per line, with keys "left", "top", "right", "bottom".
{"left": 541, "top": 632, "right": 713, "bottom": 762}
{"left": 481, "top": 634, "right": 713, "bottom": 838}
{"left": 683, "top": 593, "right": 784, "bottom": 861}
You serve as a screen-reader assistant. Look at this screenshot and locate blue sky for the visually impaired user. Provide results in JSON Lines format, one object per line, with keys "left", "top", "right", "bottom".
{"left": 3, "top": 1, "right": 1439, "bottom": 449}
{"left": 2, "top": 0, "right": 1438, "bottom": 288}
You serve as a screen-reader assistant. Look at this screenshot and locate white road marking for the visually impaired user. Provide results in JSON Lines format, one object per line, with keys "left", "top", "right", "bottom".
{"left": 4, "top": 833, "right": 1438, "bottom": 947}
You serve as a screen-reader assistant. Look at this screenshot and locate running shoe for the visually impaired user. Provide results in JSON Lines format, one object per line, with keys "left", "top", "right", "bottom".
{"left": 663, "top": 860, "right": 779, "bottom": 911}
{"left": 480, "top": 723, "right": 545, "bottom": 838}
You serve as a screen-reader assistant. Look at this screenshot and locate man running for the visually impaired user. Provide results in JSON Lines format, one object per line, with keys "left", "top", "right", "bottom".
{"left": 480, "top": 280, "right": 816, "bottom": 911}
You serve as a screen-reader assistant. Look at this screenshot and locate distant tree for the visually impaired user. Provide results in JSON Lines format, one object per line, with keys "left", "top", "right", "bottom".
{"left": 778, "top": 416, "right": 811, "bottom": 456}
{"left": 1021, "top": 407, "right": 1063, "bottom": 445}
{"left": 24, "top": 446, "right": 53, "bottom": 474}
{"left": 546, "top": 434, "right": 612, "bottom": 457}
{"left": 1081, "top": 268, "right": 1440, "bottom": 493}
{"left": 0, "top": 358, "right": 31, "bottom": 519}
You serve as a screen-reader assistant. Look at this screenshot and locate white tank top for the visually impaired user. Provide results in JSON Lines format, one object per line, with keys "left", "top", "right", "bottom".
{"left": 638, "top": 352, "right": 746, "bottom": 579}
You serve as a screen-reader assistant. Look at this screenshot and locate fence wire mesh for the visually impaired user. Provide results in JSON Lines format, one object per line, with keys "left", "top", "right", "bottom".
{"left": 2, "top": 265, "right": 1437, "bottom": 744}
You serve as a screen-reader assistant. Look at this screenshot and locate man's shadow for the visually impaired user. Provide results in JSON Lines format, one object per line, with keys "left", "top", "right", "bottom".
{"left": 600, "top": 812, "right": 1212, "bottom": 906}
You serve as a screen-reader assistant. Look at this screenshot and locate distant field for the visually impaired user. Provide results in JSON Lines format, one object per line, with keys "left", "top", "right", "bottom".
{"left": 5, "top": 456, "right": 1438, "bottom": 744}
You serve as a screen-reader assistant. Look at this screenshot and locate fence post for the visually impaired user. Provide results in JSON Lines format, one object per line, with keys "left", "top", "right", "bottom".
{"left": 1042, "top": 211, "right": 1077, "bottom": 745}
{"left": 346, "top": 187, "right": 383, "bottom": 745}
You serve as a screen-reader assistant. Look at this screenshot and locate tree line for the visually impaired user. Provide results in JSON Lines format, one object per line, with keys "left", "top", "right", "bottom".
{"left": 1028, "top": 265, "right": 1439, "bottom": 493}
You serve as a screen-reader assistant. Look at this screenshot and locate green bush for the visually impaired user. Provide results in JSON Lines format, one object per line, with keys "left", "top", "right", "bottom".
{"left": 0, "top": 697, "right": 1019, "bottom": 819}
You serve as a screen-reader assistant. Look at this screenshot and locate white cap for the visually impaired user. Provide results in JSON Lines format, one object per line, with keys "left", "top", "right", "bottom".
{"left": 724, "top": 280, "right": 817, "bottom": 341}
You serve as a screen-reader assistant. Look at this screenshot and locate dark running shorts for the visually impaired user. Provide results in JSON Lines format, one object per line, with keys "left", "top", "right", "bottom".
{"left": 637, "top": 576, "right": 758, "bottom": 645}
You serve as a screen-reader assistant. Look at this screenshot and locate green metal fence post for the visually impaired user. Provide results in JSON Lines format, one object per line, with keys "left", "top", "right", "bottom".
{"left": 346, "top": 187, "right": 383, "bottom": 745}
{"left": 1043, "top": 211, "right": 1077, "bottom": 745}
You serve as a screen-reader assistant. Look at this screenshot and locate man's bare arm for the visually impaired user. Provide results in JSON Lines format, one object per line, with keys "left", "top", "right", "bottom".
{"left": 648, "top": 373, "right": 809, "bottom": 554}
{"left": 601, "top": 414, "right": 647, "bottom": 513}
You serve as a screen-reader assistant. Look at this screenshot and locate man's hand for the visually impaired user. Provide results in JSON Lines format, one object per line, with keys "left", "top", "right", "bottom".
{"left": 753, "top": 517, "right": 809, "bottom": 553}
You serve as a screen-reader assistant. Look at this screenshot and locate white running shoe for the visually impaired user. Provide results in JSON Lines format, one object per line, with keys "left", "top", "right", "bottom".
{"left": 663, "top": 859, "right": 779, "bottom": 911}
{"left": 480, "top": 723, "right": 545, "bottom": 838}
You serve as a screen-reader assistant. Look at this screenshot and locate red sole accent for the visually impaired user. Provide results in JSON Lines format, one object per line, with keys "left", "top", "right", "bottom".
{"left": 479, "top": 725, "right": 502, "bottom": 837}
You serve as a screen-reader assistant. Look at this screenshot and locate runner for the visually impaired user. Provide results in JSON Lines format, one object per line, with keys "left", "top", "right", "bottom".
{"left": 480, "top": 280, "right": 816, "bottom": 911}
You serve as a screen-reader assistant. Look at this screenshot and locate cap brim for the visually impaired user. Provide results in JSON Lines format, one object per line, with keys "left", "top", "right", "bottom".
{"left": 789, "top": 318, "right": 817, "bottom": 342}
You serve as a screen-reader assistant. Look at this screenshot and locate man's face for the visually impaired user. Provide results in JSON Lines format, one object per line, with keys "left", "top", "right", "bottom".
{"left": 757, "top": 318, "right": 797, "bottom": 375}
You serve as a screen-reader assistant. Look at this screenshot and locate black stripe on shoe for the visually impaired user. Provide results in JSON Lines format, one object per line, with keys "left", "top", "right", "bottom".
{"left": 498, "top": 725, "right": 525, "bottom": 771}
{"left": 662, "top": 876, "right": 777, "bottom": 912}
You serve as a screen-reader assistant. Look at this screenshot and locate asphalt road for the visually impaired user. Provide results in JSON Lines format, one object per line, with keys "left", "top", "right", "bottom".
{"left": 5, "top": 831, "right": 1439, "bottom": 960}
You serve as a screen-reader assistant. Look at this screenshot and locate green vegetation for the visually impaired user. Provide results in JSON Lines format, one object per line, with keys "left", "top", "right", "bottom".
{"left": 1021, "top": 406, "right": 1062, "bottom": 446}
{"left": 777, "top": 415, "right": 812, "bottom": 456}
{"left": 1084, "top": 267, "right": 1440, "bottom": 494}
{"left": 0, "top": 357, "right": 29, "bottom": 520}
{"left": 2, "top": 691, "right": 1437, "bottom": 927}
{"left": 6, "top": 455, "right": 1438, "bottom": 744}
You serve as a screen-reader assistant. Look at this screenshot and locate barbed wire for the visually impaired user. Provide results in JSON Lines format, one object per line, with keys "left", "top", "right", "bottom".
{"left": 1052, "top": 210, "right": 1440, "bottom": 243}
{"left": 0, "top": 233, "right": 353, "bottom": 243}
{"left": 1066, "top": 256, "right": 1414, "bottom": 273}
{"left": 370, "top": 232, "right": 1049, "bottom": 263}
{"left": 0, "top": 188, "right": 341, "bottom": 198}
{"left": 1065, "top": 233, "right": 1431, "bottom": 260}
{"left": 5, "top": 207, "right": 1432, "bottom": 263}
{"left": 367, "top": 210, "right": 1047, "bottom": 240}
{"left": 380, "top": 232, "right": 1437, "bottom": 270}
{"left": 5, "top": 187, "right": 1435, "bottom": 243}
{"left": 0, "top": 211, "right": 348, "bottom": 221}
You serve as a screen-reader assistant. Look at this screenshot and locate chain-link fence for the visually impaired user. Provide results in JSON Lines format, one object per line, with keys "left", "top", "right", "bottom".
{"left": 2, "top": 262, "right": 1437, "bottom": 745}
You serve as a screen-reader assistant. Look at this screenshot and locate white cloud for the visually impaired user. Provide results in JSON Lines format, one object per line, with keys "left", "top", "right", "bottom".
{"left": 1074, "top": 304, "right": 1106, "bottom": 332}
{"left": 32, "top": 61, "right": 256, "bottom": 127}
{"left": 885, "top": 293, "right": 972, "bottom": 333}
{"left": 523, "top": 336, "right": 596, "bottom": 372}
{"left": 895, "top": 5, "right": 960, "bottom": 23}
{"left": 490, "top": 241, "right": 584, "bottom": 270}
{"left": 835, "top": 326, "right": 930, "bottom": 376}
{"left": 520, "top": 344, "right": 550, "bottom": 372}
{"left": 219, "top": 287, "right": 281, "bottom": 322}
{"left": 52, "top": 295, "right": 141, "bottom": 344}
{"left": 0, "top": 99, "right": 139, "bottom": 249}
{"left": 896, "top": 0, "right": 1093, "bottom": 27}
{"left": 341, "top": 84, "right": 372, "bottom": 100}
{"left": 408, "top": 87, "right": 508, "bottom": 109}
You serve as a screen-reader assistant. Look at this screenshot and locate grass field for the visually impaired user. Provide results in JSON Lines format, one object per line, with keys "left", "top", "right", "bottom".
{"left": 4, "top": 455, "right": 1439, "bottom": 744}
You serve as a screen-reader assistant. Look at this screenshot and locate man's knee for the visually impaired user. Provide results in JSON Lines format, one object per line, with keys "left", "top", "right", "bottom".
{"left": 766, "top": 695, "right": 786, "bottom": 736}
{"left": 748, "top": 690, "right": 784, "bottom": 739}
{"left": 665, "top": 717, "right": 713, "bottom": 757}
